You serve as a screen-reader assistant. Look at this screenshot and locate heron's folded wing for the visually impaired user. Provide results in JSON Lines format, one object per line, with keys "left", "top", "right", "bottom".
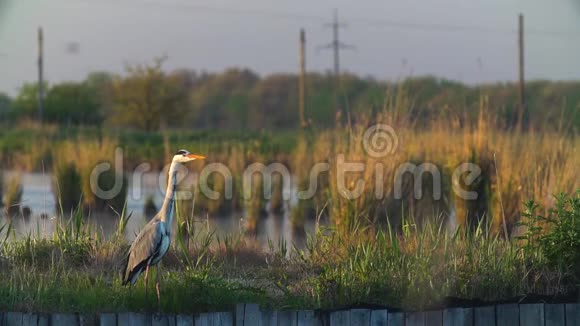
{"left": 123, "top": 219, "right": 165, "bottom": 283}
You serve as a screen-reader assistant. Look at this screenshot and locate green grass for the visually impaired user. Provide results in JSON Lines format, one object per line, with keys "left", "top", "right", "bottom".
{"left": 0, "top": 191, "right": 578, "bottom": 313}
{"left": 0, "top": 265, "right": 267, "bottom": 313}
{"left": 0, "top": 126, "right": 298, "bottom": 171}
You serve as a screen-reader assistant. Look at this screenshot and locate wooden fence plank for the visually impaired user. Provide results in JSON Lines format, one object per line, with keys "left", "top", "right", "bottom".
{"left": 216, "top": 312, "right": 227, "bottom": 326}
{"left": 151, "top": 313, "right": 165, "bottom": 326}
{"left": 243, "top": 304, "right": 260, "bottom": 326}
{"left": 195, "top": 313, "right": 210, "bottom": 326}
{"left": 425, "top": 310, "right": 443, "bottom": 326}
{"left": 350, "top": 309, "right": 371, "bottom": 326}
{"left": 312, "top": 312, "right": 324, "bottom": 326}
{"left": 388, "top": 312, "right": 404, "bottom": 326}
{"left": 5, "top": 312, "right": 23, "bottom": 326}
{"left": 330, "top": 310, "right": 350, "bottom": 326}
{"left": 277, "top": 311, "right": 297, "bottom": 326}
{"left": 370, "top": 310, "right": 388, "bottom": 326}
{"left": 152, "top": 313, "right": 176, "bottom": 326}
{"left": 78, "top": 314, "right": 97, "bottom": 326}
{"left": 443, "top": 308, "right": 473, "bottom": 326}
{"left": 8, "top": 303, "right": 580, "bottom": 326}
{"left": 520, "top": 304, "right": 544, "bottom": 326}
{"left": 496, "top": 304, "right": 519, "bottom": 326}
{"left": 236, "top": 304, "right": 246, "bottom": 326}
{"left": 99, "top": 313, "right": 116, "bottom": 326}
{"left": 544, "top": 304, "right": 564, "bottom": 326}
{"left": 406, "top": 312, "right": 425, "bottom": 326}
{"left": 52, "top": 313, "right": 79, "bottom": 326}
{"left": 80, "top": 314, "right": 97, "bottom": 326}
{"left": 175, "top": 314, "right": 194, "bottom": 326}
{"left": 22, "top": 313, "right": 39, "bottom": 326}
{"left": 566, "top": 304, "right": 580, "bottom": 326}
{"left": 214, "top": 312, "right": 233, "bottom": 326}
{"left": 297, "top": 310, "right": 315, "bottom": 326}
{"left": 37, "top": 314, "right": 49, "bottom": 326}
{"left": 128, "top": 313, "right": 149, "bottom": 326}
{"left": 118, "top": 313, "right": 130, "bottom": 326}
{"left": 261, "top": 310, "right": 277, "bottom": 326}
{"left": 474, "top": 306, "right": 494, "bottom": 326}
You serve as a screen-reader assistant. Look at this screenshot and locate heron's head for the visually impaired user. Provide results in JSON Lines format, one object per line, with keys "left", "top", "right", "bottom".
{"left": 173, "top": 149, "right": 205, "bottom": 163}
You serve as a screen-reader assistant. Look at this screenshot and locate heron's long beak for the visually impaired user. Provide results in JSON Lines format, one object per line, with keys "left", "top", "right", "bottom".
{"left": 187, "top": 154, "right": 206, "bottom": 160}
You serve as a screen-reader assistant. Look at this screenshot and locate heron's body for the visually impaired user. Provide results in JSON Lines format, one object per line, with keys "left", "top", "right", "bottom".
{"left": 122, "top": 150, "right": 204, "bottom": 297}
{"left": 122, "top": 217, "right": 171, "bottom": 285}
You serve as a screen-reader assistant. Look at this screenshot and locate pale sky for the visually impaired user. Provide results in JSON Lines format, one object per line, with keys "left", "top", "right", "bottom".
{"left": 1, "top": 0, "right": 580, "bottom": 95}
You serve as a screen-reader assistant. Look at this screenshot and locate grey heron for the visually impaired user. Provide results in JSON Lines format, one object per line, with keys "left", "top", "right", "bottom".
{"left": 122, "top": 149, "right": 205, "bottom": 303}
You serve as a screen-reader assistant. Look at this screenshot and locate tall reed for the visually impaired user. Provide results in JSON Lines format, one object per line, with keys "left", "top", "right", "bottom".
{"left": 53, "top": 139, "right": 128, "bottom": 214}
{"left": 304, "top": 87, "right": 580, "bottom": 236}
{"left": 3, "top": 174, "right": 22, "bottom": 217}
{"left": 53, "top": 162, "right": 82, "bottom": 214}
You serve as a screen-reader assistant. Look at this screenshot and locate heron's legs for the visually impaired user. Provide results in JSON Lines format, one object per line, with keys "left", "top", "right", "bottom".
{"left": 144, "top": 264, "right": 150, "bottom": 297}
{"left": 155, "top": 264, "right": 162, "bottom": 306}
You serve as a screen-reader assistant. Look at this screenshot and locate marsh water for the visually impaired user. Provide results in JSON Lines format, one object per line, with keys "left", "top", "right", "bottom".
{"left": 0, "top": 172, "right": 317, "bottom": 247}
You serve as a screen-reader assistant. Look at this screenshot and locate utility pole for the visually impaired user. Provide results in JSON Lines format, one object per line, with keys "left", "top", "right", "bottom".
{"left": 517, "top": 14, "right": 525, "bottom": 131}
{"left": 319, "top": 9, "right": 354, "bottom": 80}
{"left": 319, "top": 9, "right": 355, "bottom": 126}
{"left": 299, "top": 29, "right": 307, "bottom": 129}
{"left": 37, "top": 27, "right": 44, "bottom": 125}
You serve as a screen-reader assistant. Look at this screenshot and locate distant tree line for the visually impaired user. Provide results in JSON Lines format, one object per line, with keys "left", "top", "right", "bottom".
{"left": 0, "top": 60, "right": 578, "bottom": 131}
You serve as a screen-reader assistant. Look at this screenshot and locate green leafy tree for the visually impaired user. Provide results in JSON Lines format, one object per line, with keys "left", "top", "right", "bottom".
{"left": 6, "top": 67, "right": 580, "bottom": 131}
{"left": 191, "top": 68, "right": 258, "bottom": 129}
{"left": 85, "top": 71, "right": 114, "bottom": 115}
{"left": 11, "top": 82, "right": 46, "bottom": 120}
{"left": 0, "top": 92, "right": 11, "bottom": 122}
{"left": 45, "top": 82, "right": 101, "bottom": 125}
{"left": 109, "top": 58, "right": 189, "bottom": 131}
{"left": 249, "top": 74, "right": 298, "bottom": 130}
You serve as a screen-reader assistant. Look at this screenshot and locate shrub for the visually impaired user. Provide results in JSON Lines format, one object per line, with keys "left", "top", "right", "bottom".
{"left": 3, "top": 175, "right": 22, "bottom": 216}
{"left": 54, "top": 162, "right": 83, "bottom": 213}
{"left": 519, "top": 191, "right": 580, "bottom": 276}
{"left": 539, "top": 192, "right": 580, "bottom": 274}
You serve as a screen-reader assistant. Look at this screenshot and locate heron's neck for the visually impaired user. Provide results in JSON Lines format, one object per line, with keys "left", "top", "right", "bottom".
{"left": 160, "top": 162, "right": 179, "bottom": 229}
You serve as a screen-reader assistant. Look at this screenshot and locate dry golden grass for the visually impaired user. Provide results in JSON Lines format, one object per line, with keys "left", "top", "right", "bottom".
{"left": 292, "top": 93, "right": 579, "bottom": 235}
{"left": 52, "top": 138, "right": 122, "bottom": 210}
{"left": 5, "top": 89, "right": 576, "bottom": 236}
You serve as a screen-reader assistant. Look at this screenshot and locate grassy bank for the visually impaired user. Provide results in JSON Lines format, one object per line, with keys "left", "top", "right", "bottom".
{"left": 0, "top": 191, "right": 578, "bottom": 313}
{"left": 0, "top": 124, "right": 296, "bottom": 171}
{"left": 1, "top": 88, "right": 578, "bottom": 312}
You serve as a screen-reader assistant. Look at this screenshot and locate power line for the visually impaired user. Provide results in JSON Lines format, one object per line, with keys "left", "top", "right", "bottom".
{"left": 75, "top": 0, "right": 323, "bottom": 22}
{"left": 37, "top": 27, "right": 44, "bottom": 124}
{"left": 68, "top": 0, "right": 580, "bottom": 37}
{"left": 351, "top": 18, "right": 506, "bottom": 34}
{"left": 318, "top": 9, "right": 355, "bottom": 77}
{"left": 352, "top": 17, "right": 580, "bottom": 37}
